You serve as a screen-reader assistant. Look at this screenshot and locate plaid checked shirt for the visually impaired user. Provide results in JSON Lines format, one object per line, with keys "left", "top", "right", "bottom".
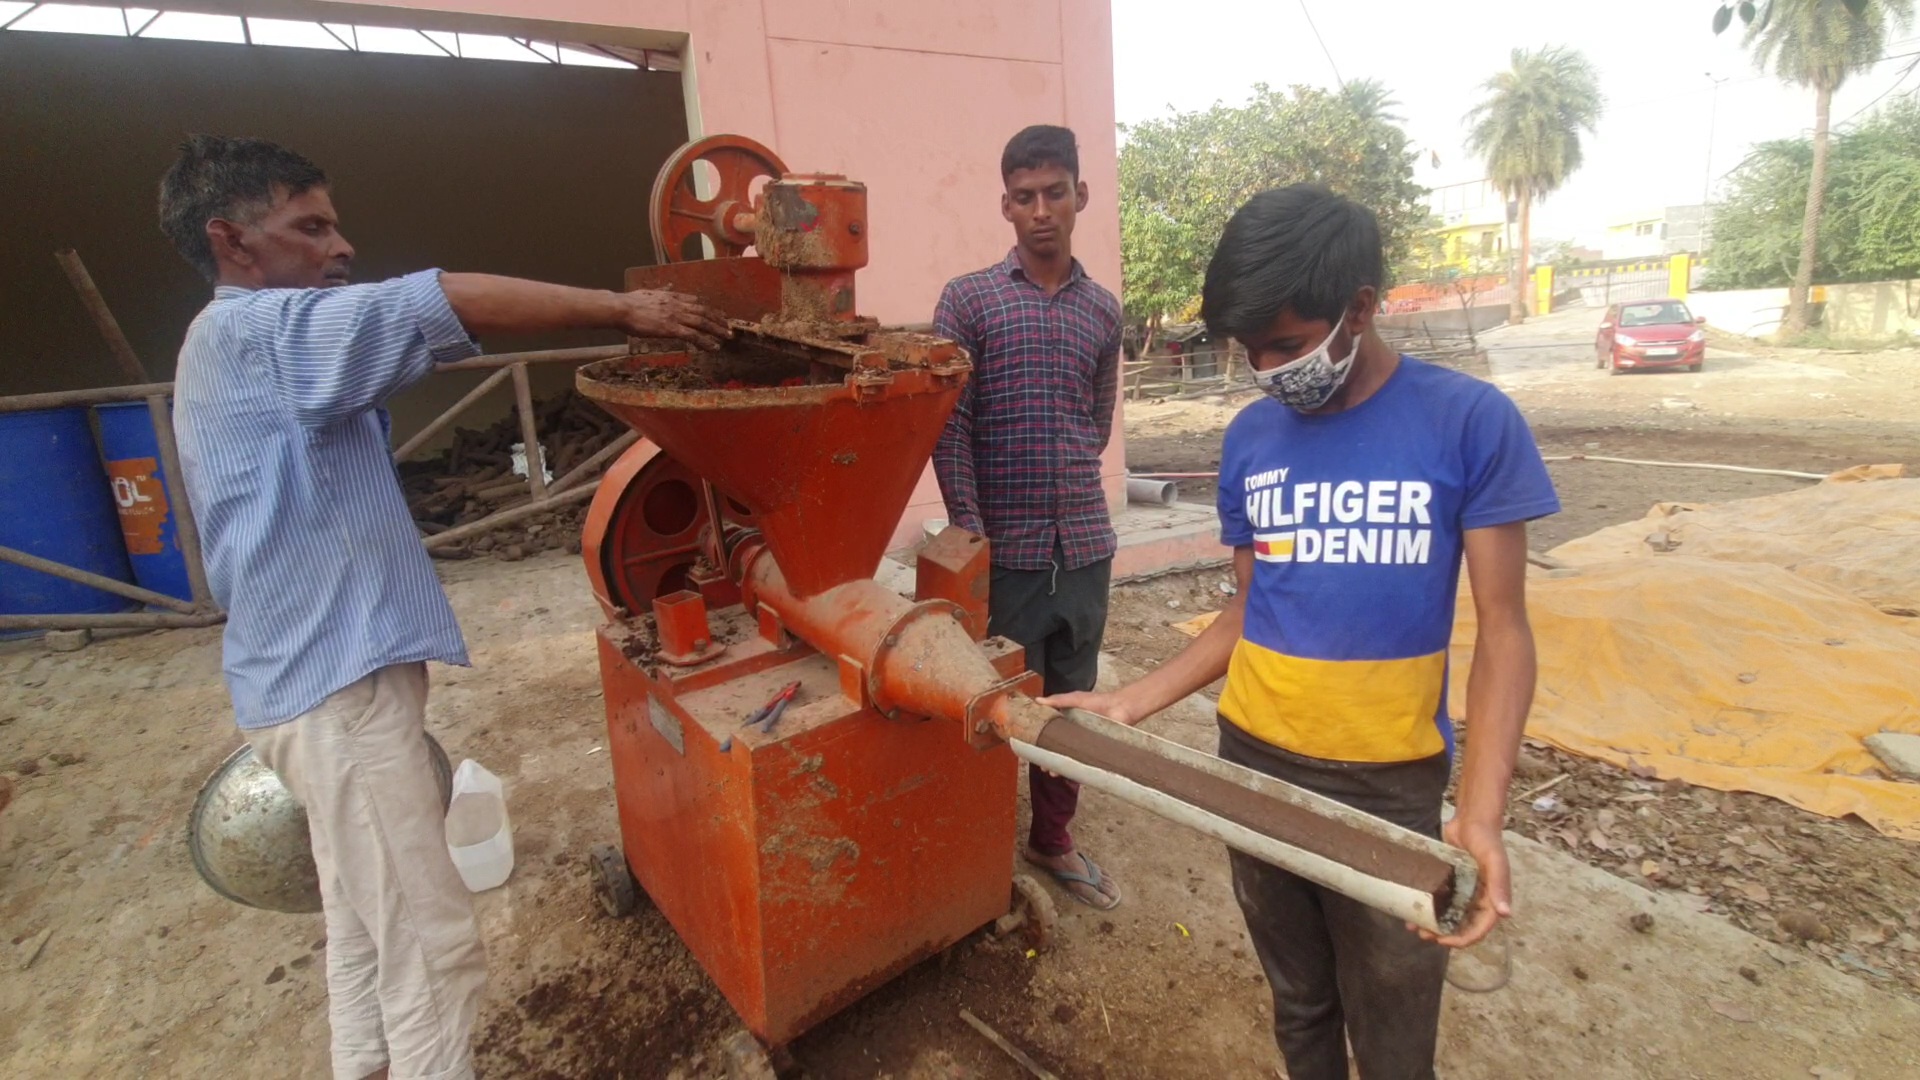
{"left": 931, "top": 249, "right": 1124, "bottom": 571}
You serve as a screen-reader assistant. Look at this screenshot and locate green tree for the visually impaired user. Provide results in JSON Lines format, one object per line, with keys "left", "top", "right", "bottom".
{"left": 1834, "top": 101, "right": 1920, "bottom": 278}
{"left": 1117, "top": 116, "right": 1208, "bottom": 356}
{"left": 1705, "top": 139, "right": 1817, "bottom": 288}
{"left": 1464, "top": 46, "right": 1605, "bottom": 324}
{"left": 1711, "top": 1, "right": 1882, "bottom": 36}
{"left": 1737, "top": 0, "right": 1913, "bottom": 333}
{"left": 1339, "top": 78, "right": 1404, "bottom": 123}
{"left": 1707, "top": 100, "right": 1920, "bottom": 290}
{"left": 1116, "top": 84, "right": 1426, "bottom": 347}
{"left": 1394, "top": 212, "right": 1450, "bottom": 285}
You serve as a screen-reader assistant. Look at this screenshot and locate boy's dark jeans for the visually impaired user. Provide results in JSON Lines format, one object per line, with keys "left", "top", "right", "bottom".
{"left": 1217, "top": 718, "right": 1452, "bottom": 1080}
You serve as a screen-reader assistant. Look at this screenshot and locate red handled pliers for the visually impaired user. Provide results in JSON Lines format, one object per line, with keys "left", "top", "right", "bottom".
{"left": 740, "top": 681, "right": 801, "bottom": 734}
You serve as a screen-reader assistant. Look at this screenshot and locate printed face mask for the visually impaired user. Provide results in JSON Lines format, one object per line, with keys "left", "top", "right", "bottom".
{"left": 1249, "top": 322, "right": 1357, "bottom": 411}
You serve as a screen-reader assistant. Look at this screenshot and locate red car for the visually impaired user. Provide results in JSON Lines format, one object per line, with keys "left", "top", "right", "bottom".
{"left": 1595, "top": 299, "right": 1707, "bottom": 373}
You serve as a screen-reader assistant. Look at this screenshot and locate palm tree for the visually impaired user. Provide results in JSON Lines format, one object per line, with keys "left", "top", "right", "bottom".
{"left": 1341, "top": 78, "right": 1404, "bottom": 124}
{"left": 1744, "top": 0, "right": 1913, "bottom": 334}
{"left": 1465, "top": 47, "right": 1604, "bottom": 323}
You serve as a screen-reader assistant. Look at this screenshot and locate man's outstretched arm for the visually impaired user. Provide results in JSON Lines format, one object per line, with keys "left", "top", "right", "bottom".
{"left": 255, "top": 272, "right": 728, "bottom": 428}
{"left": 438, "top": 274, "right": 728, "bottom": 347}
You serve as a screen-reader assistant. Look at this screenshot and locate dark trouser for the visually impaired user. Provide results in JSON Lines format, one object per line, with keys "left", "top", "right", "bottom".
{"left": 987, "top": 548, "right": 1111, "bottom": 857}
{"left": 1217, "top": 718, "right": 1450, "bottom": 1080}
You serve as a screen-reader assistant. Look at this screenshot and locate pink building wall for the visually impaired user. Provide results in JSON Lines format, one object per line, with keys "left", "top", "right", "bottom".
{"left": 359, "top": 0, "right": 1129, "bottom": 550}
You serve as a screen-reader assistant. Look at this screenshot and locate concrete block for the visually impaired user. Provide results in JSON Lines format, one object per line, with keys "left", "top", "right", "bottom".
{"left": 44, "top": 629, "right": 90, "bottom": 653}
{"left": 1865, "top": 733, "right": 1920, "bottom": 782}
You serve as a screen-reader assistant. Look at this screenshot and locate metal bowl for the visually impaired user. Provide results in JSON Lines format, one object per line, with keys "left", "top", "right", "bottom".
{"left": 187, "top": 733, "right": 453, "bottom": 913}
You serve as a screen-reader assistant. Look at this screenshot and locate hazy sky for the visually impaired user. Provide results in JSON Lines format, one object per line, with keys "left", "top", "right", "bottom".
{"left": 1111, "top": 0, "right": 1920, "bottom": 246}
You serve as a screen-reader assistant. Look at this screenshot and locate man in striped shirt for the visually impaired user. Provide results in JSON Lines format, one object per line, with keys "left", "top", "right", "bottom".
{"left": 932, "top": 126, "right": 1125, "bottom": 910}
{"left": 160, "top": 135, "right": 726, "bottom": 1080}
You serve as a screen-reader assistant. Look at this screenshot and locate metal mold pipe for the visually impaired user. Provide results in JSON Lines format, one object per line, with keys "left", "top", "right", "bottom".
{"left": 1017, "top": 709, "right": 1478, "bottom": 934}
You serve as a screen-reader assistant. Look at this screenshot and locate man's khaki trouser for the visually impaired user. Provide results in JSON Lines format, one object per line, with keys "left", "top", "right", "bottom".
{"left": 248, "top": 663, "right": 486, "bottom": 1080}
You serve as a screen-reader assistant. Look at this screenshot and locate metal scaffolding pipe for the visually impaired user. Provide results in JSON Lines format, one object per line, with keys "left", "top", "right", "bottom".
{"left": 0, "top": 543, "right": 198, "bottom": 614}
{"left": 0, "top": 383, "right": 176, "bottom": 414}
{"left": 510, "top": 362, "right": 549, "bottom": 500}
{"left": 143, "top": 393, "right": 215, "bottom": 608}
{"left": 421, "top": 482, "right": 598, "bottom": 549}
{"left": 550, "top": 430, "right": 640, "bottom": 495}
{"left": 0, "top": 611, "right": 224, "bottom": 631}
{"left": 392, "top": 365, "right": 513, "bottom": 462}
{"left": 430, "top": 344, "right": 629, "bottom": 373}
{"left": 54, "top": 248, "right": 150, "bottom": 384}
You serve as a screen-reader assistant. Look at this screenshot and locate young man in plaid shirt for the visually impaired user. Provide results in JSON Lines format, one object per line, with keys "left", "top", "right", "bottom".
{"left": 932, "top": 125, "right": 1125, "bottom": 910}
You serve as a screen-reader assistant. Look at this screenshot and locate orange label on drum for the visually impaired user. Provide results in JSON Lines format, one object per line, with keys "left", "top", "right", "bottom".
{"left": 106, "top": 457, "right": 169, "bottom": 555}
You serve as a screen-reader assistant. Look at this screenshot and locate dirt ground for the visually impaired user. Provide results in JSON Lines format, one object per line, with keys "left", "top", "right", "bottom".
{"left": 4, "top": 305, "right": 1919, "bottom": 1078}
{"left": 7, "top": 583, "right": 1920, "bottom": 1080}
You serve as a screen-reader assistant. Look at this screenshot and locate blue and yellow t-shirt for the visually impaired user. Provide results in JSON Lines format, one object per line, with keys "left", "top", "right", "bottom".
{"left": 1216, "top": 357, "right": 1560, "bottom": 764}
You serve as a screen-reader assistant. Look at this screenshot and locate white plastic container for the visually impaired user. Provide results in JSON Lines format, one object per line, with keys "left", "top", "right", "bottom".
{"left": 510, "top": 442, "right": 553, "bottom": 484}
{"left": 445, "top": 759, "right": 514, "bottom": 892}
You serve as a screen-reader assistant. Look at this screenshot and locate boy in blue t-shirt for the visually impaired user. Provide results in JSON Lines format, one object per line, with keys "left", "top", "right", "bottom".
{"left": 1047, "top": 185, "right": 1558, "bottom": 1079}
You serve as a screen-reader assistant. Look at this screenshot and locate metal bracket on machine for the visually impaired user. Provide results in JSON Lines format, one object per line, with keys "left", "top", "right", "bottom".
{"left": 836, "top": 654, "right": 872, "bottom": 712}
{"left": 962, "top": 672, "right": 1043, "bottom": 751}
{"left": 756, "top": 600, "right": 793, "bottom": 651}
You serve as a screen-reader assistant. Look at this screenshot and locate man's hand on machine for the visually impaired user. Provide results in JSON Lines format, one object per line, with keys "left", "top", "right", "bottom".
{"left": 1411, "top": 815, "right": 1512, "bottom": 950}
{"left": 618, "top": 289, "right": 732, "bottom": 350}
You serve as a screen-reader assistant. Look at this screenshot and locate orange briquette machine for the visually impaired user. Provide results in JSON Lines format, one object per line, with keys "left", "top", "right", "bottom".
{"left": 572, "top": 135, "right": 1479, "bottom": 1062}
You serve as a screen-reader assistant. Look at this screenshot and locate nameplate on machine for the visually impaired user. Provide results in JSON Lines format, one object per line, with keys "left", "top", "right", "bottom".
{"left": 648, "top": 693, "right": 685, "bottom": 755}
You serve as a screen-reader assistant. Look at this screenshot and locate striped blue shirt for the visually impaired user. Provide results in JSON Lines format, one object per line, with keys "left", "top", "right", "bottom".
{"left": 172, "top": 270, "right": 477, "bottom": 729}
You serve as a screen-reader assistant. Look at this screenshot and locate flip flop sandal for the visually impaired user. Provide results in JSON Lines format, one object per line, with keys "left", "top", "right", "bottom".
{"left": 1031, "top": 851, "right": 1121, "bottom": 911}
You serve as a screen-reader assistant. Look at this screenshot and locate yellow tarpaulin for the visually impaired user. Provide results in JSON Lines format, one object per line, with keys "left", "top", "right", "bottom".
{"left": 1549, "top": 470, "right": 1918, "bottom": 615}
{"left": 1451, "top": 557, "right": 1920, "bottom": 839}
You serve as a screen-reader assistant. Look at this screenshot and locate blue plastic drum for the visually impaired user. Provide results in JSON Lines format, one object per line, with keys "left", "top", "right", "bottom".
{"left": 0, "top": 407, "right": 138, "bottom": 619}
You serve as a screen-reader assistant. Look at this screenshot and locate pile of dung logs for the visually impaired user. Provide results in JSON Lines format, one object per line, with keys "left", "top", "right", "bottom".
{"left": 402, "top": 390, "right": 626, "bottom": 561}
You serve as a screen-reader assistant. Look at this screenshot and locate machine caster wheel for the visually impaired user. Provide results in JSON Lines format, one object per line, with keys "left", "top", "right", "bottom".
{"left": 994, "top": 873, "right": 1058, "bottom": 951}
{"left": 588, "top": 843, "right": 639, "bottom": 918}
{"left": 723, "top": 1030, "right": 780, "bottom": 1080}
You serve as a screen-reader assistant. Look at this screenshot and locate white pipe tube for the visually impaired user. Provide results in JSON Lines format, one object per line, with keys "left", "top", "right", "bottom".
{"left": 1039, "top": 708, "right": 1480, "bottom": 933}
{"left": 1125, "top": 476, "right": 1177, "bottom": 506}
{"left": 1539, "top": 454, "right": 1825, "bottom": 481}
{"left": 1012, "top": 741, "right": 1452, "bottom": 933}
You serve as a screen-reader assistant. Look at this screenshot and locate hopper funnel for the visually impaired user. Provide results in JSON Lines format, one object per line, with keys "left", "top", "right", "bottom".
{"left": 578, "top": 335, "right": 969, "bottom": 598}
